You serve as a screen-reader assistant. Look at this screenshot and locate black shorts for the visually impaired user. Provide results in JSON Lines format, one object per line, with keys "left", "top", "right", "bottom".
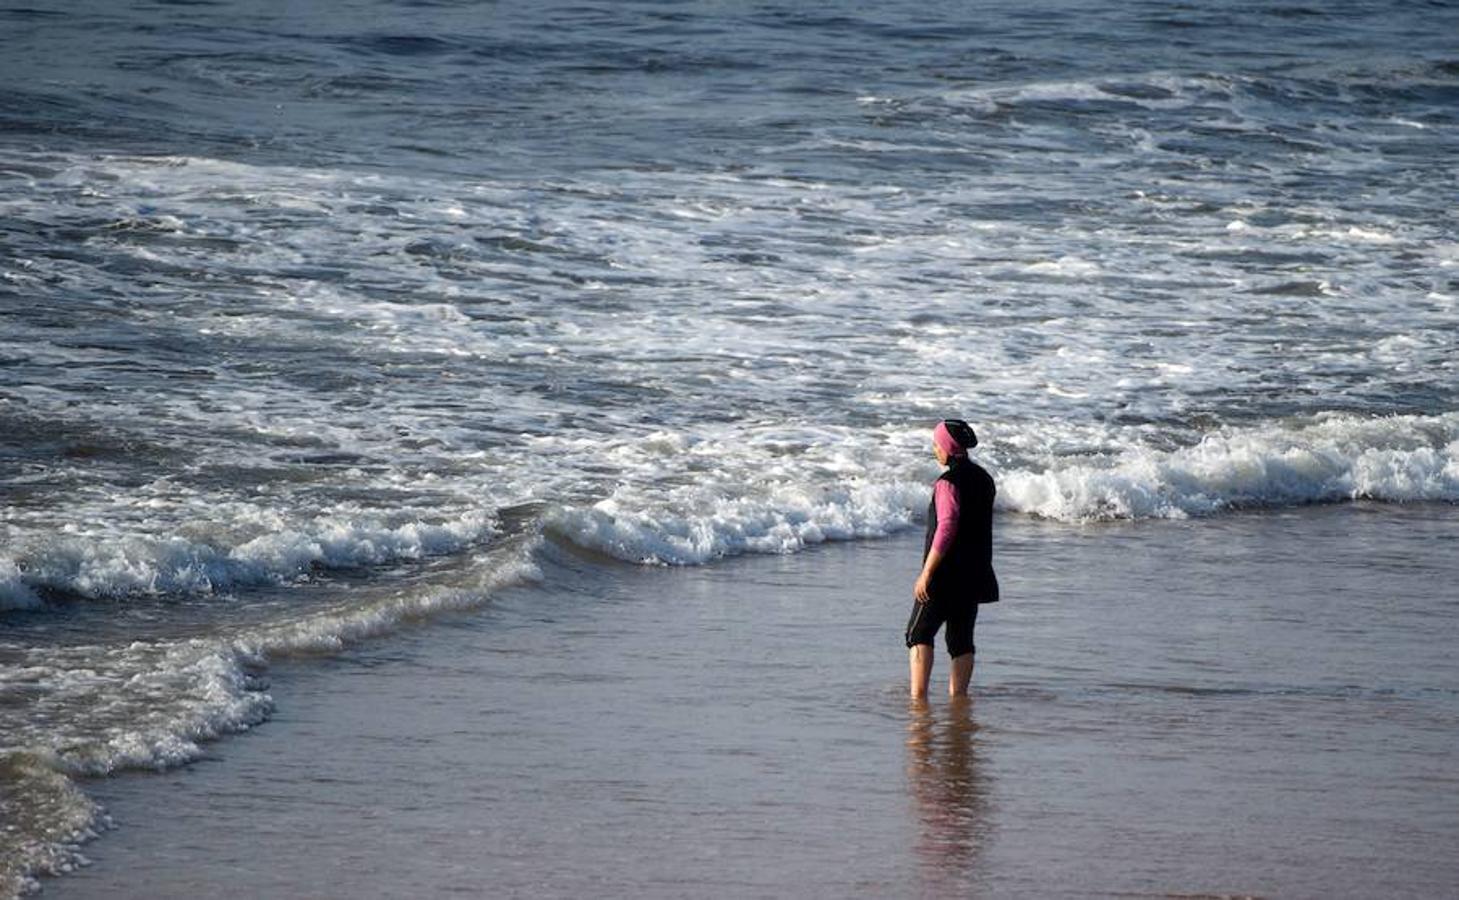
{"left": 905, "top": 598, "right": 978, "bottom": 657}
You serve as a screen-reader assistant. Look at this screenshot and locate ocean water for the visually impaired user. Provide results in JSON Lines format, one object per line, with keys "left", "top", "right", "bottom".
{"left": 41, "top": 509, "right": 1459, "bottom": 898}
{"left": 1, "top": 0, "right": 1457, "bottom": 893}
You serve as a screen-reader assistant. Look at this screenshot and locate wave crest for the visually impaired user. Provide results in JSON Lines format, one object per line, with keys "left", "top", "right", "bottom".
{"left": 547, "top": 479, "right": 923, "bottom": 565}
{"left": 544, "top": 414, "right": 1459, "bottom": 566}
{"left": 1, "top": 511, "right": 493, "bottom": 607}
{"left": 998, "top": 413, "right": 1459, "bottom": 520}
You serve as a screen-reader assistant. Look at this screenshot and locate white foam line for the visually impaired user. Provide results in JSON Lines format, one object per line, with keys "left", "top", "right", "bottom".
{"left": 1, "top": 544, "right": 542, "bottom": 895}
{"left": 998, "top": 413, "right": 1459, "bottom": 520}
{"left": 5, "top": 512, "right": 494, "bottom": 604}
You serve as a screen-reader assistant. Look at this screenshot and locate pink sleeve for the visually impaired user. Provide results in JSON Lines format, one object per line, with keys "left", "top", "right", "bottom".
{"left": 931, "top": 480, "right": 960, "bottom": 554}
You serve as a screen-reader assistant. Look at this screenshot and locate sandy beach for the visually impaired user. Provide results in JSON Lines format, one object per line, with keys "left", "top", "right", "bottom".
{"left": 43, "top": 504, "right": 1459, "bottom": 898}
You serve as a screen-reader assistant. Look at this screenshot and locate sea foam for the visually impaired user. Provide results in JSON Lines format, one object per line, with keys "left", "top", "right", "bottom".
{"left": 0, "top": 543, "right": 541, "bottom": 896}
{"left": 997, "top": 413, "right": 1459, "bottom": 520}
{"left": 548, "top": 478, "right": 923, "bottom": 566}
{"left": 2, "top": 511, "right": 493, "bottom": 604}
{"left": 540, "top": 414, "right": 1459, "bottom": 566}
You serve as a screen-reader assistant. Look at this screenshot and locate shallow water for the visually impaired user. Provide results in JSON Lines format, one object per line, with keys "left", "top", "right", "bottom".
{"left": 49, "top": 505, "right": 1459, "bottom": 898}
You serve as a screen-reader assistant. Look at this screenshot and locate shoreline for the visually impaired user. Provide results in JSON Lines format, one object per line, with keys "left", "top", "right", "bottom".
{"left": 39, "top": 504, "right": 1459, "bottom": 898}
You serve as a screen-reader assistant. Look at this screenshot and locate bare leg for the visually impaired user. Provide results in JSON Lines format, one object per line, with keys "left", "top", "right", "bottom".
{"left": 949, "top": 652, "right": 974, "bottom": 697}
{"left": 909, "top": 644, "right": 934, "bottom": 699}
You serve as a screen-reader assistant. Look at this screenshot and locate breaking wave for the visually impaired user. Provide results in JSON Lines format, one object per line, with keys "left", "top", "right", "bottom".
{"left": 0, "top": 542, "right": 540, "bottom": 896}
{"left": 546, "top": 413, "right": 1459, "bottom": 565}
{"left": 0, "top": 511, "right": 493, "bottom": 611}
{"left": 998, "top": 412, "right": 1459, "bottom": 520}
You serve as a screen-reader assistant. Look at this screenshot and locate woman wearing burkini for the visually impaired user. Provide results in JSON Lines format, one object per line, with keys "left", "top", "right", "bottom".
{"left": 907, "top": 419, "right": 999, "bottom": 699}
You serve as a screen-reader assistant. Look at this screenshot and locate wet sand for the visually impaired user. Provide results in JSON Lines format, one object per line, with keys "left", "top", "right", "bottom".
{"left": 49, "top": 505, "right": 1459, "bottom": 898}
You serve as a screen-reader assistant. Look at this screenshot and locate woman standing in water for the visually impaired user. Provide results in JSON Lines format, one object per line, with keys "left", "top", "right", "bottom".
{"left": 907, "top": 419, "right": 999, "bottom": 699}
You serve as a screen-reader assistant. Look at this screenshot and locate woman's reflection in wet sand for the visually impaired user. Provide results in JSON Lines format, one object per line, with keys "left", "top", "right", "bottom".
{"left": 906, "top": 697, "right": 991, "bottom": 894}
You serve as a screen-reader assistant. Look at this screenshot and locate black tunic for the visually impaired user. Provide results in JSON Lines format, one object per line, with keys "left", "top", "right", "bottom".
{"left": 922, "top": 457, "right": 999, "bottom": 605}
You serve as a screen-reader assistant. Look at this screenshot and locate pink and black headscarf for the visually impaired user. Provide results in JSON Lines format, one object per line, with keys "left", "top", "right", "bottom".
{"left": 932, "top": 419, "right": 978, "bottom": 458}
